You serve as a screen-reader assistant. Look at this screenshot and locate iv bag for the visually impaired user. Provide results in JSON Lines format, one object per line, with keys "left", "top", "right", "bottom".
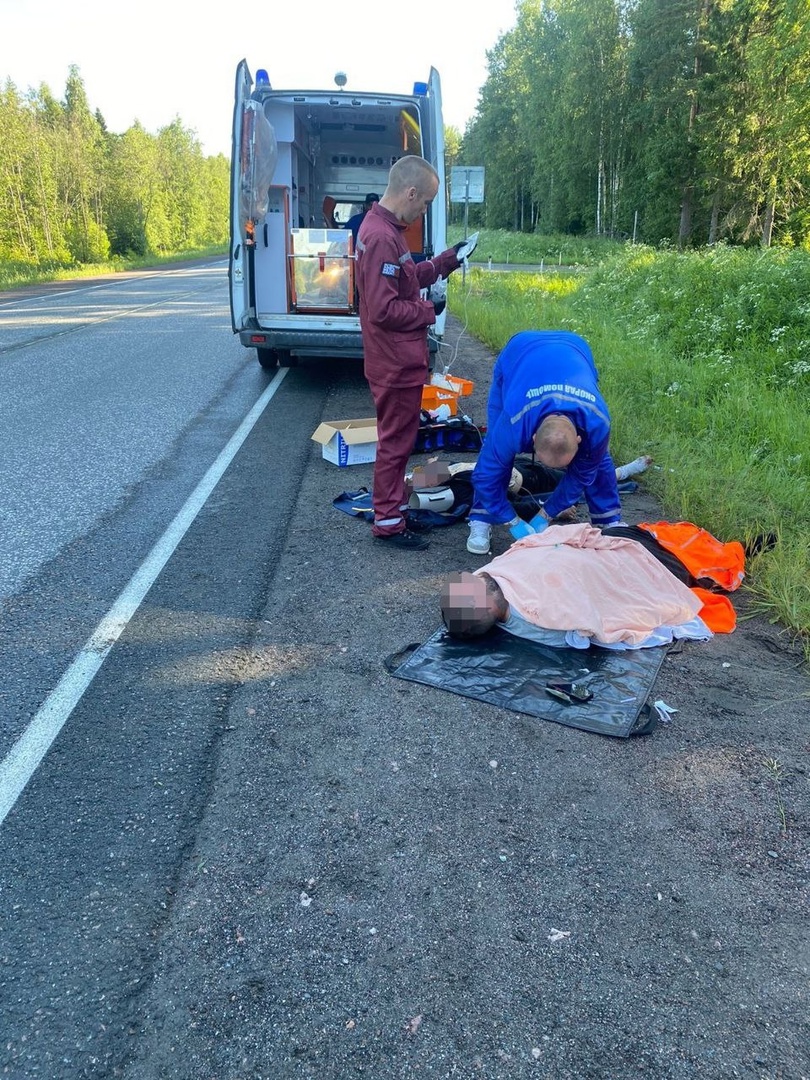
{"left": 239, "top": 99, "right": 278, "bottom": 226}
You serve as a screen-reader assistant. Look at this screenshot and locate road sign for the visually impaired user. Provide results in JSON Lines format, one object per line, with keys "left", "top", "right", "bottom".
{"left": 450, "top": 166, "right": 485, "bottom": 204}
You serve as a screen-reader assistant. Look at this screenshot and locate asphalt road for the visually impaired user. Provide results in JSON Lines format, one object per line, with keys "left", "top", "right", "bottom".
{"left": 0, "top": 264, "right": 807, "bottom": 1080}
{"left": 0, "top": 262, "right": 344, "bottom": 1074}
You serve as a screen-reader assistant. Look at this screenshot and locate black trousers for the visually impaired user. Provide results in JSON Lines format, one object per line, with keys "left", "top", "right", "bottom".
{"left": 447, "top": 456, "right": 564, "bottom": 518}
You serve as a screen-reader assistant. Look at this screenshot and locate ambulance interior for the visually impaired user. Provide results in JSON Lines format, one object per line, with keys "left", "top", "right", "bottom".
{"left": 253, "top": 94, "right": 429, "bottom": 316}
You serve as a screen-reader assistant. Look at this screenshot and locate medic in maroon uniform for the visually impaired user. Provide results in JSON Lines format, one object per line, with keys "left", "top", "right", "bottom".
{"left": 355, "top": 155, "right": 465, "bottom": 551}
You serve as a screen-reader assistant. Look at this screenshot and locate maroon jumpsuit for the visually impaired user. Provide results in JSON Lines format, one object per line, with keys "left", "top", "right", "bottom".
{"left": 355, "top": 203, "right": 460, "bottom": 536}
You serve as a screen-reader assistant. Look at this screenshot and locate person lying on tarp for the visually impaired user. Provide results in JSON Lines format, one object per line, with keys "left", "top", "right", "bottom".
{"left": 440, "top": 521, "right": 744, "bottom": 648}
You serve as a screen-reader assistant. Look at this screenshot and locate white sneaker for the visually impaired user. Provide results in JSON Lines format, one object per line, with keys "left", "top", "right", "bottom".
{"left": 467, "top": 520, "right": 492, "bottom": 555}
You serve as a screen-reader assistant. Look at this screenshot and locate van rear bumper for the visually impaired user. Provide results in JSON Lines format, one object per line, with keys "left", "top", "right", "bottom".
{"left": 239, "top": 328, "right": 439, "bottom": 359}
{"left": 239, "top": 328, "right": 364, "bottom": 359}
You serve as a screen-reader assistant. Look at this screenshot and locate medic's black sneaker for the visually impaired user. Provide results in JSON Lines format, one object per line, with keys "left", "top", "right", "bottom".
{"left": 374, "top": 529, "right": 429, "bottom": 551}
{"left": 404, "top": 514, "right": 433, "bottom": 534}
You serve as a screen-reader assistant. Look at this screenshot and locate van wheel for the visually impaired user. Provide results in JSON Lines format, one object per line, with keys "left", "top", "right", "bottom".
{"left": 276, "top": 351, "right": 298, "bottom": 367}
{"left": 256, "top": 348, "right": 278, "bottom": 370}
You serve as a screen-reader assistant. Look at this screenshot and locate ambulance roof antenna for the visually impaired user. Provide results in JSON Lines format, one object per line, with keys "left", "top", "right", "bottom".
{"left": 334, "top": 72, "right": 347, "bottom": 90}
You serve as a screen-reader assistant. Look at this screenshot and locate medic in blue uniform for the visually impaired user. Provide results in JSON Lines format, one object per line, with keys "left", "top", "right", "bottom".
{"left": 470, "top": 330, "right": 622, "bottom": 531}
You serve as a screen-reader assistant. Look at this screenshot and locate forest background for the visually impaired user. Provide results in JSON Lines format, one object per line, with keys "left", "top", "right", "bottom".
{"left": 462, "top": 0, "right": 810, "bottom": 248}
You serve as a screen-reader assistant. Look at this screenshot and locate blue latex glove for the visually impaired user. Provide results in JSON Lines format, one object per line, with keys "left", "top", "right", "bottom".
{"left": 528, "top": 511, "right": 550, "bottom": 534}
{"left": 509, "top": 517, "right": 535, "bottom": 541}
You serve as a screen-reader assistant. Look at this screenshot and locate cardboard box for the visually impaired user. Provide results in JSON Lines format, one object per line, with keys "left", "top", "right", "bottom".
{"left": 311, "top": 417, "right": 378, "bottom": 466}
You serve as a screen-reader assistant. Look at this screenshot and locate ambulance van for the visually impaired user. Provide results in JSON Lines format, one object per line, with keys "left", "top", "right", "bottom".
{"left": 229, "top": 61, "right": 448, "bottom": 369}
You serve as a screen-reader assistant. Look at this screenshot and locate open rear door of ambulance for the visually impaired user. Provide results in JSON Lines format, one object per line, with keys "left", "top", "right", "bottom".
{"left": 229, "top": 59, "right": 254, "bottom": 334}
{"left": 424, "top": 67, "right": 447, "bottom": 341}
{"left": 425, "top": 67, "right": 447, "bottom": 256}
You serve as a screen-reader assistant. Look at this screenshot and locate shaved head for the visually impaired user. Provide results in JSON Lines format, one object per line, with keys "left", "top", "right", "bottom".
{"left": 386, "top": 155, "right": 439, "bottom": 195}
{"left": 381, "top": 155, "right": 440, "bottom": 224}
{"left": 533, "top": 416, "right": 581, "bottom": 468}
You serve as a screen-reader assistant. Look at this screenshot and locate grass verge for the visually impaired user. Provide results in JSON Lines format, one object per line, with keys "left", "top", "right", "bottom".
{"left": 448, "top": 245, "right": 810, "bottom": 653}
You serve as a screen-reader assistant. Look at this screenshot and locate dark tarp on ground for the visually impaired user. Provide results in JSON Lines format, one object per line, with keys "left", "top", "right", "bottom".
{"left": 332, "top": 488, "right": 469, "bottom": 527}
{"left": 332, "top": 480, "right": 638, "bottom": 529}
{"left": 387, "top": 627, "right": 667, "bottom": 738}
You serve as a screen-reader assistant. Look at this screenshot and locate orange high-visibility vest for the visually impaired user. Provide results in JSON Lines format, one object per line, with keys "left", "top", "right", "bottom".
{"left": 690, "top": 588, "right": 738, "bottom": 633}
{"left": 638, "top": 521, "right": 745, "bottom": 633}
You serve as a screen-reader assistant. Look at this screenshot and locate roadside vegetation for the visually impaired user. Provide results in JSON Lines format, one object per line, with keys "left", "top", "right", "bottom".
{"left": 448, "top": 241, "right": 810, "bottom": 652}
{"left": 447, "top": 228, "right": 625, "bottom": 268}
{"left": 1, "top": 68, "right": 229, "bottom": 278}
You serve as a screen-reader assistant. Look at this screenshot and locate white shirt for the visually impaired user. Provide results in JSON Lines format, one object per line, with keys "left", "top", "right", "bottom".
{"left": 500, "top": 607, "right": 712, "bottom": 650}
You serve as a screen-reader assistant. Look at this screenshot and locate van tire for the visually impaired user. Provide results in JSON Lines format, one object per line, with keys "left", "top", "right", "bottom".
{"left": 256, "top": 348, "right": 278, "bottom": 370}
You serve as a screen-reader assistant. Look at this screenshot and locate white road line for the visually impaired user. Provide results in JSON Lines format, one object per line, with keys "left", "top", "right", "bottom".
{"left": 0, "top": 367, "right": 289, "bottom": 826}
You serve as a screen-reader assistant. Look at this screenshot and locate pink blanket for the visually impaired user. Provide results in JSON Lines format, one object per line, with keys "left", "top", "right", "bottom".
{"left": 477, "top": 524, "right": 703, "bottom": 646}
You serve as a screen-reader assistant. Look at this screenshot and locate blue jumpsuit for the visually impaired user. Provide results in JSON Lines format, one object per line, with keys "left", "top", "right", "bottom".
{"left": 470, "top": 330, "right": 622, "bottom": 526}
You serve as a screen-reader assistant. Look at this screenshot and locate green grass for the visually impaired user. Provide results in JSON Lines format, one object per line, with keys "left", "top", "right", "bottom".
{"left": 0, "top": 246, "right": 227, "bottom": 290}
{"left": 448, "top": 244, "right": 810, "bottom": 652}
{"left": 762, "top": 757, "right": 788, "bottom": 835}
{"left": 447, "top": 227, "right": 626, "bottom": 267}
